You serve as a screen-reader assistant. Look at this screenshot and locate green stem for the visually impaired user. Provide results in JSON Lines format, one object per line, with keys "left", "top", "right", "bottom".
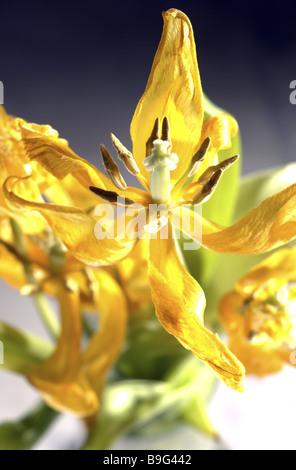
{"left": 31, "top": 293, "right": 60, "bottom": 339}
{"left": 83, "top": 379, "right": 197, "bottom": 450}
{"left": 9, "top": 219, "right": 60, "bottom": 339}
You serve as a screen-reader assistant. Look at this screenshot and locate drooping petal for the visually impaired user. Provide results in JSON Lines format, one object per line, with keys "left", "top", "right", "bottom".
{"left": 4, "top": 177, "right": 137, "bottom": 266}
{"left": 83, "top": 269, "right": 127, "bottom": 396}
{"left": 27, "top": 282, "right": 99, "bottom": 417}
{"left": 148, "top": 223, "right": 245, "bottom": 391}
{"left": 130, "top": 9, "right": 204, "bottom": 184}
{"left": 179, "top": 184, "right": 296, "bottom": 254}
{"left": 202, "top": 184, "right": 296, "bottom": 253}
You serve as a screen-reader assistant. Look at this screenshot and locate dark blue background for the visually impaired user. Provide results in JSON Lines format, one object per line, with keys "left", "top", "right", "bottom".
{"left": 1, "top": 0, "right": 296, "bottom": 176}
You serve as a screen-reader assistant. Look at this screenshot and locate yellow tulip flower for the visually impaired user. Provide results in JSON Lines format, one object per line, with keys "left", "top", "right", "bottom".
{"left": 0, "top": 217, "right": 127, "bottom": 417}
{"left": 0, "top": 115, "right": 127, "bottom": 416}
{"left": 27, "top": 269, "right": 127, "bottom": 417}
{"left": 4, "top": 9, "right": 296, "bottom": 392}
{"left": 220, "top": 247, "right": 296, "bottom": 376}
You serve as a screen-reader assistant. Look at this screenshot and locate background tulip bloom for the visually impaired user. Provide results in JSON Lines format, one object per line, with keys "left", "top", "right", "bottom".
{"left": 220, "top": 247, "right": 296, "bottom": 376}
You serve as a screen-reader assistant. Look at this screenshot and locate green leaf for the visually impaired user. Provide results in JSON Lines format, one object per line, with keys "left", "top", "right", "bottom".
{"left": 0, "top": 321, "right": 53, "bottom": 373}
{"left": 182, "top": 394, "right": 216, "bottom": 437}
{"left": 0, "top": 401, "right": 58, "bottom": 450}
{"left": 180, "top": 94, "right": 242, "bottom": 287}
{"left": 165, "top": 356, "right": 216, "bottom": 437}
{"left": 84, "top": 356, "right": 216, "bottom": 450}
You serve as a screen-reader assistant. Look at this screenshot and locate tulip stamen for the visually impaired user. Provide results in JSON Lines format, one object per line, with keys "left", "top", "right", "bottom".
{"left": 187, "top": 137, "right": 211, "bottom": 178}
{"left": 146, "top": 117, "right": 160, "bottom": 157}
{"left": 110, "top": 133, "right": 140, "bottom": 176}
{"left": 89, "top": 186, "right": 135, "bottom": 206}
{"left": 161, "top": 116, "right": 171, "bottom": 150}
{"left": 100, "top": 144, "right": 127, "bottom": 191}
{"left": 197, "top": 154, "right": 239, "bottom": 185}
{"left": 192, "top": 169, "right": 223, "bottom": 205}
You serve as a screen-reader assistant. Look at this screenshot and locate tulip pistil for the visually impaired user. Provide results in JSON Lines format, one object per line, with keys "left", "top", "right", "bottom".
{"left": 143, "top": 139, "right": 178, "bottom": 204}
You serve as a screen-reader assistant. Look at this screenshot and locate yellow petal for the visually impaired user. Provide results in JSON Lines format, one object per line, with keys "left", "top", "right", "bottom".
{"left": 20, "top": 122, "right": 111, "bottom": 188}
{"left": 29, "top": 371, "right": 99, "bottom": 416}
{"left": 4, "top": 177, "right": 136, "bottom": 266}
{"left": 193, "top": 113, "right": 239, "bottom": 180}
{"left": 45, "top": 174, "right": 102, "bottom": 210}
{"left": 117, "top": 239, "right": 152, "bottom": 312}
{"left": 0, "top": 109, "right": 51, "bottom": 191}
{"left": 0, "top": 111, "right": 27, "bottom": 204}
{"left": 179, "top": 184, "right": 296, "bottom": 254}
{"left": 202, "top": 184, "right": 296, "bottom": 253}
{"left": 130, "top": 8, "right": 203, "bottom": 184}
{"left": 20, "top": 122, "right": 147, "bottom": 204}
{"left": 219, "top": 292, "right": 246, "bottom": 334}
{"left": 227, "top": 334, "right": 284, "bottom": 377}
{"left": 148, "top": 224, "right": 245, "bottom": 391}
{"left": 0, "top": 111, "right": 55, "bottom": 232}
{"left": 27, "top": 282, "right": 99, "bottom": 416}
{"left": 83, "top": 269, "right": 127, "bottom": 396}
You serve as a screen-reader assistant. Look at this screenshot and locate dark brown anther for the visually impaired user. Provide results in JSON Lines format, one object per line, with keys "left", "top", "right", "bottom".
{"left": 89, "top": 186, "right": 135, "bottom": 206}
{"left": 161, "top": 116, "right": 171, "bottom": 145}
{"left": 187, "top": 137, "right": 211, "bottom": 178}
{"left": 100, "top": 144, "right": 127, "bottom": 191}
{"left": 197, "top": 154, "right": 239, "bottom": 185}
{"left": 146, "top": 117, "right": 160, "bottom": 157}
{"left": 218, "top": 154, "right": 239, "bottom": 171}
{"left": 192, "top": 168, "right": 223, "bottom": 205}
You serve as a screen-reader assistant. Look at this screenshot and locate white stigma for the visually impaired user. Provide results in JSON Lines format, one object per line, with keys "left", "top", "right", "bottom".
{"left": 143, "top": 139, "right": 178, "bottom": 172}
{"left": 143, "top": 139, "right": 178, "bottom": 204}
